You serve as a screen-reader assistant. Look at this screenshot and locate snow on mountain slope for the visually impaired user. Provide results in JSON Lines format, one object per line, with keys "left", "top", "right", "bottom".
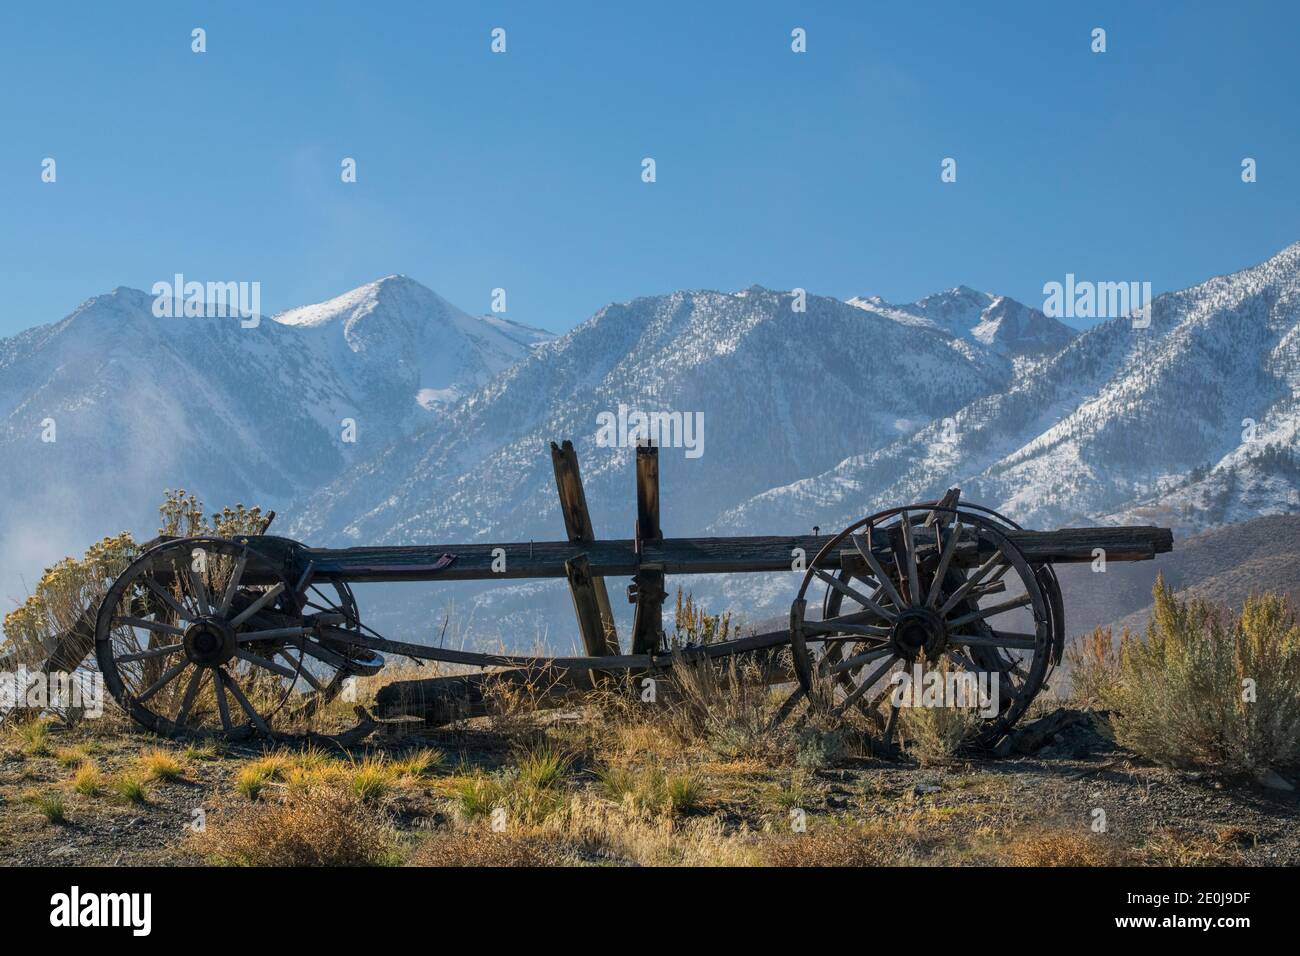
{"left": 273, "top": 276, "right": 551, "bottom": 420}
{"left": 290, "top": 285, "right": 1026, "bottom": 548}
{"left": 0, "top": 278, "right": 549, "bottom": 610}
{"left": 848, "top": 287, "right": 1075, "bottom": 359}
{"left": 717, "top": 242, "right": 1300, "bottom": 538}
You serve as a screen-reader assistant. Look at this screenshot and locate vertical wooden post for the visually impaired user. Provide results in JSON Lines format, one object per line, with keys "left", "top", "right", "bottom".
{"left": 550, "top": 441, "right": 620, "bottom": 655}
{"left": 630, "top": 442, "right": 666, "bottom": 655}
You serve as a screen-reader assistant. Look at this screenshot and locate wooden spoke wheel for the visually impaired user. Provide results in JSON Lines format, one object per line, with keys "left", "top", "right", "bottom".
{"left": 94, "top": 536, "right": 380, "bottom": 739}
{"left": 787, "top": 503, "right": 1059, "bottom": 752}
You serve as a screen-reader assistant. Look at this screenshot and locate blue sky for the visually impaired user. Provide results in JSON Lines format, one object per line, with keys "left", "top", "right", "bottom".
{"left": 1, "top": 1, "right": 1296, "bottom": 336}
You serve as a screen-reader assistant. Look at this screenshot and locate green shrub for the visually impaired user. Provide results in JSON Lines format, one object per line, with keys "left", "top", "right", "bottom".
{"left": 1111, "top": 580, "right": 1300, "bottom": 775}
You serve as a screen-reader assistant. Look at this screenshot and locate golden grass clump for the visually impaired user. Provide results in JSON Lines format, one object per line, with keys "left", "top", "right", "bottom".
{"left": 11, "top": 718, "right": 54, "bottom": 757}
{"left": 595, "top": 763, "right": 702, "bottom": 816}
{"left": 71, "top": 763, "right": 104, "bottom": 796}
{"left": 1109, "top": 580, "right": 1300, "bottom": 774}
{"left": 137, "top": 748, "right": 185, "bottom": 782}
{"left": 194, "top": 785, "right": 400, "bottom": 866}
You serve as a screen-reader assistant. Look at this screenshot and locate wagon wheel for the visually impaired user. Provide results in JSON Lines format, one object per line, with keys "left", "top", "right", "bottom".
{"left": 786, "top": 504, "right": 1054, "bottom": 753}
{"left": 94, "top": 536, "right": 374, "bottom": 739}
{"left": 286, "top": 578, "right": 384, "bottom": 722}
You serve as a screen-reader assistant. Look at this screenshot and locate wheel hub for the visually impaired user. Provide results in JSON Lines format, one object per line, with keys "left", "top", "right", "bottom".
{"left": 890, "top": 607, "right": 946, "bottom": 660}
{"left": 183, "top": 617, "right": 237, "bottom": 666}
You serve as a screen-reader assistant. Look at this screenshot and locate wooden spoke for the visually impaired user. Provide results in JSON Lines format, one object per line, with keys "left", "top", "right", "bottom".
{"left": 173, "top": 666, "right": 207, "bottom": 729}
{"left": 803, "top": 618, "right": 891, "bottom": 638}
{"left": 236, "top": 626, "right": 311, "bottom": 642}
{"left": 279, "top": 650, "right": 325, "bottom": 691}
{"left": 769, "top": 686, "right": 806, "bottom": 729}
{"left": 213, "top": 669, "right": 233, "bottom": 732}
{"left": 116, "top": 643, "right": 184, "bottom": 663}
{"left": 899, "top": 515, "right": 922, "bottom": 606}
{"left": 833, "top": 654, "right": 899, "bottom": 716}
{"left": 188, "top": 560, "right": 212, "bottom": 616}
{"left": 144, "top": 576, "right": 193, "bottom": 622}
{"left": 851, "top": 533, "right": 907, "bottom": 610}
{"left": 814, "top": 568, "right": 897, "bottom": 622}
{"left": 114, "top": 616, "right": 185, "bottom": 637}
{"left": 136, "top": 660, "right": 189, "bottom": 703}
{"left": 830, "top": 644, "right": 896, "bottom": 675}
{"left": 949, "top": 631, "right": 1039, "bottom": 650}
{"left": 882, "top": 702, "right": 901, "bottom": 743}
{"left": 228, "top": 582, "right": 285, "bottom": 628}
{"left": 234, "top": 649, "right": 300, "bottom": 682}
{"left": 926, "top": 519, "right": 963, "bottom": 608}
{"left": 945, "top": 593, "right": 1032, "bottom": 629}
{"left": 217, "top": 553, "right": 248, "bottom": 616}
{"left": 937, "top": 547, "right": 1007, "bottom": 616}
{"left": 222, "top": 673, "right": 271, "bottom": 735}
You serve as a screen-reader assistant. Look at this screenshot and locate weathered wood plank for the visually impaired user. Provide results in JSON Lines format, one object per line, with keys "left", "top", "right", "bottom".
{"left": 242, "top": 525, "right": 1172, "bottom": 584}
{"left": 550, "top": 440, "right": 619, "bottom": 655}
{"left": 630, "top": 443, "right": 666, "bottom": 654}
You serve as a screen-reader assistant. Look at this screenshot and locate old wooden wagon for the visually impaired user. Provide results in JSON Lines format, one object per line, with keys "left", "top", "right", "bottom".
{"left": 91, "top": 441, "right": 1172, "bottom": 750}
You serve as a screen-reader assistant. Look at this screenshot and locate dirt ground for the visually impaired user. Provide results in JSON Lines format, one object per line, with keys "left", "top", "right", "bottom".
{"left": 1, "top": 706, "right": 1296, "bottom": 867}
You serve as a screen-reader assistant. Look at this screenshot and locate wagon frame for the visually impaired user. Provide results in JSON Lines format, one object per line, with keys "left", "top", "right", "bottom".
{"left": 91, "top": 440, "right": 1173, "bottom": 748}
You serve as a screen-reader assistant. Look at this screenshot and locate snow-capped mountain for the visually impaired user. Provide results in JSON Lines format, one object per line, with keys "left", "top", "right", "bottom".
{"left": 3, "top": 244, "right": 1297, "bottom": 650}
{"left": 288, "top": 284, "right": 1045, "bottom": 547}
{"left": 273, "top": 276, "right": 551, "bottom": 418}
{"left": 848, "top": 287, "right": 1075, "bottom": 360}
{"left": 284, "top": 283, "right": 1078, "bottom": 644}
{"left": 0, "top": 279, "right": 550, "bottom": 608}
{"left": 716, "top": 242, "right": 1300, "bottom": 539}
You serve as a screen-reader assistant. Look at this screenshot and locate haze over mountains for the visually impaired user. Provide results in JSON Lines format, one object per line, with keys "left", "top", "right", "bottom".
{"left": 2, "top": 243, "right": 1297, "bottom": 648}
{"left": 0, "top": 277, "right": 550, "bottom": 609}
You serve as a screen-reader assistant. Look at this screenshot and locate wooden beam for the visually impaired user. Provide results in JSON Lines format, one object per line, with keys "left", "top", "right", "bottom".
{"left": 252, "top": 525, "right": 1173, "bottom": 584}
{"left": 550, "top": 440, "right": 619, "bottom": 655}
{"left": 630, "top": 443, "right": 665, "bottom": 654}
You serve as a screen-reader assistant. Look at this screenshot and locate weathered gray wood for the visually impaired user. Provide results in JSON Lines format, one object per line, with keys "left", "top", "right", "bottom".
{"left": 235, "top": 524, "right": 1172, "bottom": 585}
{"left": 564, "top": 555, "right": 619, "bottom": 656}
{"left": 630, "top": 443, "right": 665, "bottom": 655}
{"left": 550, "top": 440, "right": 619, "bottom": 655}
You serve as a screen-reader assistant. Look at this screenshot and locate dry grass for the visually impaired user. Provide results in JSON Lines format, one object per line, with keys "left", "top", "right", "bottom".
{"left": 29, "top": 791, "right": 67, "bottom": 825}
{"left": 71, "top": 763, "right": 104, "bottom": 796}
{"left": 113, "top": 773, "right": 148, "bottom": 804}
{"left": 995, "top": 828, "right": 1130, "bottom": 866}
{"left": 595, "top": 763, "right": 702, "bottom": 816}
{"left": 137, "top": 748, "right": 185, "bottom": 782}
{"left": 194, "top": 785, "right": 400, "bottom": 866}
{"left": 898, "top": 703, "right": 981, "bottom": 766}
{"left": 407, "top": 831, "right": 561, "bottom": 867}
{"left": 53, "top": 745, "right": 93, "bottom": 767}
{"left": 12, "top": 719, "right": 53, "bottom": 757}
{"left": 1065, "top": 627, "right": 1124, "bottom": 708}
{"left": 762, "top": 819, "right": 932, "bottom": 866}
{"left": 1140, "top": 826, "right": 1249, "bottom": 866}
